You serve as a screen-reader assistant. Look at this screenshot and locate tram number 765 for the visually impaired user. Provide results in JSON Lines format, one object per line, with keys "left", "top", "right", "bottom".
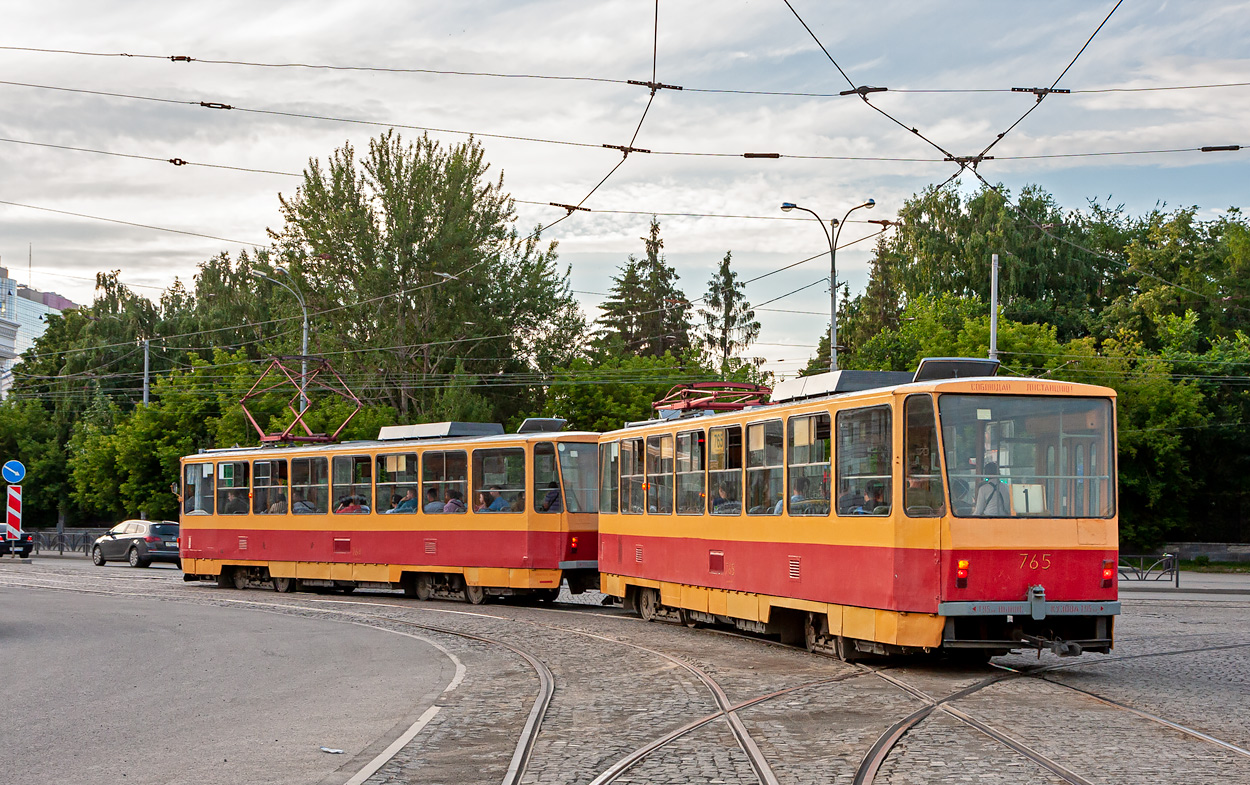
{"left": 1019, "top": 553, "right": 1052, "bottom": 570}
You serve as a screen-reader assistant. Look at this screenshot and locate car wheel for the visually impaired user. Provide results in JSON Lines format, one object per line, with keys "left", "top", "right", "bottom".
{"left": 92, "top": 546, "right": 106, "bottom": 566}
{"left": 128, "top": 547, "right": 151, "bottom": 568}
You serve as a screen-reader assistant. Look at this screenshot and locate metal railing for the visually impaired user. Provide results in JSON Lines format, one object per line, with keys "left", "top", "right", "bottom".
{"left": 1118, "top": 553, "right": 1179, "bottom": 588}
{"left": 30, "top": 531, "right": 107, "bottom": 557}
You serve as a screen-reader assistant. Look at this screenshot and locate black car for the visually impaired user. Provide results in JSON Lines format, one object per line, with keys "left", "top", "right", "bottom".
{"left": 92, "top": 520, "right": 180, "bottom": 568}
{"left": 0, "top": 530, "right": 34, "bottom": 558}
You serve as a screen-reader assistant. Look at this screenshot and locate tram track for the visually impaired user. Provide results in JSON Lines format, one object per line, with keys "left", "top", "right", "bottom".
{"left": 6, "top": 567, "right": 1250, "bottom": 784}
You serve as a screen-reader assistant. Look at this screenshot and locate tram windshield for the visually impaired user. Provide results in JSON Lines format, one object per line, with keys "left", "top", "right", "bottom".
{"left": 558, "top": 442, "right": 599, "bottom": 513}
{"left": 938, "top": 395, "right": 1115, "bottom": 519}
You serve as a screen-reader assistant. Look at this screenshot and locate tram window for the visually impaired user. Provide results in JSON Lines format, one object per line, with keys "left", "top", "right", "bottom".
{"left": 939, "top": 395, "right": 1115, "bottom": 519}
{"left": 376, "top": 452, "right": 419, "bottom": 514}
{"left": 183, "top": 463, "right": 214, "bottom": 515}
{"left": 787, "top": 414, "right": 831, "bottom": 516}
{"left": 746, "top": 420, "right": 784, "bottom": 515}
{"left": 676, "top": 430, "right": 706, "bottom": 515}
{"left": 708, "top": 426, "right": 743, "bottom": 516}
{"left": 424, "top": 451, "right": 468, "bottom": 514}
{"left": 291, "top": 457, "right": 329, "bottom": 514}
{"left": 599, "top": 441, "right": 620, "bottom": 514}
{"left": 332, "top": 455, "right": 372, "bottom": 514}
{"left": 646, "top": 435, "right": 674, "bottom": 515}
{"left": 558, "top": 442, "right": 599, "bottom": 513}
{"left": 473, "top": 448, "right": 525, "bottom": 513}
{"left": 836, "top": 407, "right": 892, "bottom": 516}
{"left": 534, "top": 442, "right": 562, "bottom": 513}
{"left": 619, "top": 438, "right": 645, "bottom": 514}
{"left": 216, "top": 461, "right": 250, "bottom": 515}
{"left": 904, "top": 395, "right": 945, "bottom": 517}
{"left": 253, "top": 459, "right": 289, "bottom": 515}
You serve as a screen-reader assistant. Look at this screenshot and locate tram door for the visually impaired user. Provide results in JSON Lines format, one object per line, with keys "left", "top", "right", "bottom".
{"left": 903, "top": 395, "right": 944, "bottom": 605}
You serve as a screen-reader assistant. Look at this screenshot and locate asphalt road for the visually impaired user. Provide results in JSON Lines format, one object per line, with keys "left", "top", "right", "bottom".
{"left": 0, "top": 565, "right": 454, "bottom": 785}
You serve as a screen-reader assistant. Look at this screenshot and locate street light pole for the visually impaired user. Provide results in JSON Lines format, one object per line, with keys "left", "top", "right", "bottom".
{"left": 780, "top": 198, "right": 875, "bottom": 372}
{"left": 251, "top": 268, "right": 309, "bottom": 412}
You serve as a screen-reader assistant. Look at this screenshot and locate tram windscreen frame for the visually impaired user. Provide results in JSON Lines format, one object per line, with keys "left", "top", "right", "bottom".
{"left": 557, "top": 441, "right": 599, "bottom": 513}
{"left": 938, "top": 394, "right": 1115, "bottom": 519}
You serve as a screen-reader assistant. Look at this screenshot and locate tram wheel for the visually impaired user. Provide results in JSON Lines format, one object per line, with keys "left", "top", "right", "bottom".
{"left": 638, "top": 588, "right": 659, "bottom": 622}
{"left": 216, "top": 569, "right": 232, "bottom": 589}
{"left": 804, "top": 612, "right": 825, "bottom": 653}
{"left": 272, "top": 576, "right": 295, "bottom": 593}
{"left": 416, "top": 575, "right": 433, "bottom": 601}
{"left": 232, "top": 568, "right": 248, "bottom": 591}
{"left": 534, "top": 588, "right": 560, "bottom": 603}
{"left": 464, "top": 583, "right": 487, "bottom": 605}
{"left": 834, "top": 635, "right": 860, "bottom": 662}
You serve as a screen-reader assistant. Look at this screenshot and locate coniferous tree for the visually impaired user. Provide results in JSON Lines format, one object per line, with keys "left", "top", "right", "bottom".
{"left": 595, "top": 218, "right": 691, "bottom": 358}
{"left": 698, "top": 251, "right": 760, "bottom": 372}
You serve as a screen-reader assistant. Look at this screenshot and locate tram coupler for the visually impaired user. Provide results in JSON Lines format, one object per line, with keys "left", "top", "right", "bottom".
{"left": 1020, "top": 633, "right": 1084, "bottom": 657}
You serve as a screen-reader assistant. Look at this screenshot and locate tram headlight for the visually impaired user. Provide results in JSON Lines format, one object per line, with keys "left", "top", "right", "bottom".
{"left": 956, "top": 559, "right": 969, "bottom": 589}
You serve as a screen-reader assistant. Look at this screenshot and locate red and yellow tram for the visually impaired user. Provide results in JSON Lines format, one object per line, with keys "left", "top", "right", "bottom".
{"left": 179, "top": 420, "right": 600, "bottom": 601}
{"left": 597, "top": 359, "right": 1120, "bottom": 658}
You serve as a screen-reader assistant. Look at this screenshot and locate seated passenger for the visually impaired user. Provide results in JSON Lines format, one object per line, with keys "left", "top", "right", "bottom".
{"left": 473, "top": 491, "right": 490, "bottom": 513}
{"left": 423, "top": 487, "right": 444, "bottom": 513}
{"left": 540, "top": 482, "right": 562, "bottom": 513}
{"left": 266, "top": 492, "right": 287, "bottom": 515}
{"left": 510, "top": 491, "right": 526, "bottom": 512}
{"left": 292, "top": 491, "right": 317, "bottom": 514}
{"left": 382, "top": 493, "right": 402, "bottom": 514}
{"left": 443, "top": 489, "right": 467, "bottom": 513}
{"left": 486, "top": 486, "right": 510, "bottom": 512}
{"left": 393, "top": 488, "right": 421, "bottom": 513}
{"left": 224, "top": 490, "right": 248, "bottom": 515}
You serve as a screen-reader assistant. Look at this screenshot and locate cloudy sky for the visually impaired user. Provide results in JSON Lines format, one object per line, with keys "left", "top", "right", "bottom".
{"left": 2, "top": 0, "right": 1247, "bottom": 376}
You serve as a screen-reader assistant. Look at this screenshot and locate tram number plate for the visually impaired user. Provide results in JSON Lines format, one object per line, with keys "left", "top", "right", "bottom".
{"left": 1019, "top": 553, "right": 1052, "bottom": 570}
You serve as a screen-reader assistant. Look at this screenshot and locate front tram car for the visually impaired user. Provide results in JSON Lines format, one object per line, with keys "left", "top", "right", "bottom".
{"left": 598, "top": 358, "right": 1119, "bottom": 659}
{"left": 179, "top": 419, "right": 600, "bottom": 602}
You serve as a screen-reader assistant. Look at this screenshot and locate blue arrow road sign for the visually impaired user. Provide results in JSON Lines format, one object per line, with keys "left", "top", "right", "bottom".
{"left": 2, "top": 460, "right": 25, "bottom": 484}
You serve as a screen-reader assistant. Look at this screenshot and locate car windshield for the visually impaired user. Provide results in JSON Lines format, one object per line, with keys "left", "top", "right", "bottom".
{"left": 151, "top": 523, "right": 178, "bottom": 536}
{"left": 938, "top": 394, "right": 1115, "bottom": 519}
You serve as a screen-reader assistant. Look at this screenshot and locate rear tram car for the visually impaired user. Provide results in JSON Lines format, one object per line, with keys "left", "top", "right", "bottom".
{"left": 179, "top": 420, "right": 600, "bottom": 601}
{"left": 598, "top": 359, "right": 1120, "bottom": 658}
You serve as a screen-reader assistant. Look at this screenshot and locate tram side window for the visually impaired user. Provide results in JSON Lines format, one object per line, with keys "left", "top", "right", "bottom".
{"left": 708, "top": 426, "right": 743, "bottom": 516}
{"left": 746, "top": 420, "right": 784, "bottom": 515}
{"left": 599, "top": 441, "right": 620, "bottom": 514}
{"left": 424, "top": 451, "right": 468, "bottom": 513}
{"left": 332, "top": 455, "right": 372, "bottom": 514}
{"left": 183, "top": 463, "right": 214, "bottom": 515}
{"left": 473, "top": 448, "right": 524, "bottom": 513}
{"left": 646, "top": 434, "right": 674, "bottom": 515}
{"left": 216, "top": 461, "right": 250, "bottom": 515}
{"left": 619, "top": 438, "right": 645, "bottom": 514}
{"left": 291, "top": 457, "right": 329, "bottom": 514}
{"left": 904, "top": 395, "right": 945, "bottom": 517}
{"left": 836, "top": 407, "right": 892, "bottom": 516}
{"left": 376, "top": 452, "right": 419, "bottom": 514}
{"left": 534, "top": 442, "right": 562, "bottom": 513}
{"left": 787, "top": 414, "right": 831, "bottom": 516}
{"left": 676, "top": 430, "right": 706, "bottom": 515}
{"left": 253, "top": 459, "right": 289, "bottom": 515}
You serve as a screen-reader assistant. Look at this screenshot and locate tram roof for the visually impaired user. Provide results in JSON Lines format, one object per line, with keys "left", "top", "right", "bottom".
{"left": 183, "top": 428, "right": 601, "bottom": 462}
{"left": 608, "top": 373, "right": 1116, "bottom": 436}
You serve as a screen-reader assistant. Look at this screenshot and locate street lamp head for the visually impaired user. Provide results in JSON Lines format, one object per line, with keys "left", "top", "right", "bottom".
{"left": 864, "top": 198, "right": 876, "bottom": 209}
{"left": 780, "top": 202, "right": 798, "bottom": 212}
{"left": 275, "top": 267, "right": 291, "bottom": 276}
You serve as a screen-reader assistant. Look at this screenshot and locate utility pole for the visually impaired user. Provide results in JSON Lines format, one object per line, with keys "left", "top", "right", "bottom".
{"left": 989, "top": 253, "right": 999, "bottom": 362}
{"left": 142, "top": 338, "right": 150, "bottom": 405}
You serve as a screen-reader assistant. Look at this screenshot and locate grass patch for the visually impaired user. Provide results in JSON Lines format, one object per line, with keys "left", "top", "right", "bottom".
{"left": 1177, "top": 559, "right": 1250, "bottom": 574}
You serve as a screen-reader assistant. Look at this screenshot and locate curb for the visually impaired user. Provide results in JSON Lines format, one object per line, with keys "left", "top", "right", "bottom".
{"left": 1119, "top": 584, "right": 1250, "bottom": 596}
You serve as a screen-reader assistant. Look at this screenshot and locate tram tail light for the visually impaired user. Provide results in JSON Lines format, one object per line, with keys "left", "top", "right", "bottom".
{"left": 956, "top": 559, "right": 969, "bottom": 589}
{"left": 1101, "top": 559, "right": 1115, "bottom": 588}
{"left": 571, "top": 536, "right": 579, "bottom": 554}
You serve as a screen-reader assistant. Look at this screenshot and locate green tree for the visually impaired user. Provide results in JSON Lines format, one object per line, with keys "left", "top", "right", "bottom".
{"left": 698, "top": 251, "right": 760, "bottom": 373}
{"left": 596, "top": 218, "right": 691, "bottom": 358}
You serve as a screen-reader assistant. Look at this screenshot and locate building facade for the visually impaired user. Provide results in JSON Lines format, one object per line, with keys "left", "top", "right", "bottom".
{"left": 0, "top": 265, "right": 79, "bottom": 398}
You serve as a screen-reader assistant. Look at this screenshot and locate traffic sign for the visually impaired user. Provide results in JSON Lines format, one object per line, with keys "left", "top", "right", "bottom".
{"left": 2, "top": 460, "right": 25, "bottom": 484}
{"left": 5, "top": 484, "right": 21, "bottom": 540}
